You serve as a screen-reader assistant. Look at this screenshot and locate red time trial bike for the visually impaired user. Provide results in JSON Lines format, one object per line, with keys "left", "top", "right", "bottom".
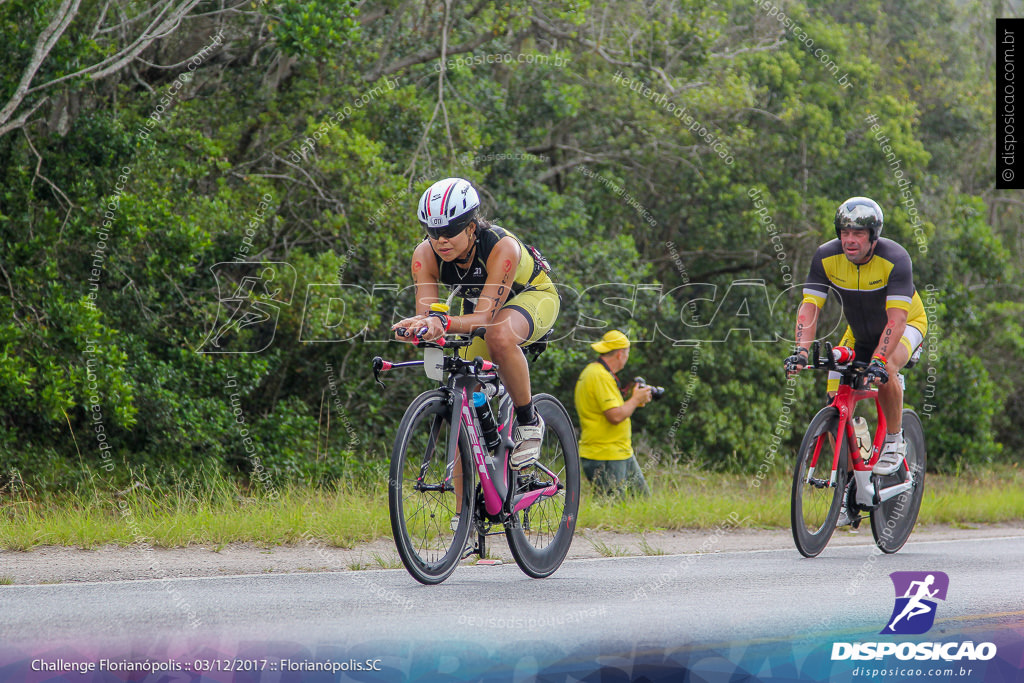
{"left": 790, "top": 341, "right": 926, "bottom": 558}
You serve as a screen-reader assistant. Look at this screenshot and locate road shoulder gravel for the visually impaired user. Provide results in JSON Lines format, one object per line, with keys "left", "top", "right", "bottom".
{"left": 1, "top": 524, "right": 1020, "bottom": 585}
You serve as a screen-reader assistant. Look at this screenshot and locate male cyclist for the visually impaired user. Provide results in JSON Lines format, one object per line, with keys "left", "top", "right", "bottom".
{"left": 784, "top": 197, "right": 928, "bottom": 521}
{"left": 392, "top": 177, "right": 559, "bottom": 469}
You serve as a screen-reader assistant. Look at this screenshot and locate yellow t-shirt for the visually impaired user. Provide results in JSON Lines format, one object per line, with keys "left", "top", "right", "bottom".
{"left": 574, "top": 361, "right": 633, "bottom": 461}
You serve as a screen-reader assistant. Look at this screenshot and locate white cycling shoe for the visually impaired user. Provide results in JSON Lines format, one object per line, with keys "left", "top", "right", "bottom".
{"left": 872, "top": 432, "right": 907, "bottom": 475}
{"left": 510, "top": 415, "right": 545, "bottom": 470}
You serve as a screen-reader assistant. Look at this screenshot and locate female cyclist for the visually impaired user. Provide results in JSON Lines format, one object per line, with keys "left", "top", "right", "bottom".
{"left": 392, "top": 177, "right": 559, "bottom": 469}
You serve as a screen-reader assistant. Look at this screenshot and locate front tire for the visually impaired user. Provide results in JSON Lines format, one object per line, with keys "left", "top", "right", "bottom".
{"left": 791, "top": 407, "right": 849, "bottom": 558}
{"left": 870, "top": 409, "right": 926, "bottom": 553}
{"left": 389, "top": 390, "right": 474, "bottom": 584}
{"left": 505, "top": 394, "right": 580, "bottom": 578}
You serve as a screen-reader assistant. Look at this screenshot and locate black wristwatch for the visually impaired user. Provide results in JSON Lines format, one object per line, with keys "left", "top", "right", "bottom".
{"left": 428, "top": 311, "right": 450, "bottom": 332}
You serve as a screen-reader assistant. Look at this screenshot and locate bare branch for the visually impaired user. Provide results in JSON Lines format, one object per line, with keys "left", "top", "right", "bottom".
{"left": 93, "top": 1, "right": 165, "bottom": 35}
{"left": 22, "top": 129, "right": 75, "bottom": 237}
{"left": 710, "top": 38, "right": 787, "bottom": 60}
{"left": 742, "top": 107, "right": 784, "bottom": 122}
{"left": 528, "top": 13, "right": 644, "bottom": 69}
{"left": 185, "top": 0, "right": 251, "bottom": 20}
{"left": 0, "top": 0, "right": 217, "bottom": 136}
{"left": 537, "top": 157, "right": 603, "bottom": 182}
{"left": 0, "top": 97, "right": 48, "bottom": 138}
{"left": 28, "top": 0, "right": 206, "bottom": 93}
{"left": 363, "top": 29, "right": 495, "bottom": 82}
{"left": 406, "top": 0, "right": 456, "bottom": 177}
{"left": 0, "top": 260, "right": 20, "bottom": 322}
{"left": 270, "top": 154, "right": 338, "bottom": 206}
{"left": 129, "top": 64, "right": 157, "bottom": 94}
{"left": 0, "top": 0, "right": 82, "bottom": 135}
{"left": 357, "top": 6, "right": 389, "bottom": 26}
{"left": 439, "top": 0, "right": 455, "bottom": 155}
{"left": 91, "top": 0, "right": 112, "bottom": 37}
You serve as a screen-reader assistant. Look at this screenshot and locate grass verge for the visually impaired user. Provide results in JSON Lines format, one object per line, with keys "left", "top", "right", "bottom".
{"left": 0, "top": 470, "right": 388, "bottom": 551}
{"left": 1, "top": 464, "right": 1021, "bottom": 551}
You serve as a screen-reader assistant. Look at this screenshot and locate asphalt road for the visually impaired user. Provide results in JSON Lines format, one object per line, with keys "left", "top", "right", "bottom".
{"left": 3, "top": 534, "right": 1023, "bottom": 680}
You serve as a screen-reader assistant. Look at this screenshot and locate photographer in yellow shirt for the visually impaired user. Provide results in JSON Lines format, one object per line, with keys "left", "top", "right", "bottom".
{"left": 574, "top": 330, "right": 653, "bottom": 497}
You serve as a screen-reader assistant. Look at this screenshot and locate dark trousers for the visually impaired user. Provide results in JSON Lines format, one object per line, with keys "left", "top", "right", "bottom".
{"left": 581, "top": 456, "right": 651, "bottom": 498}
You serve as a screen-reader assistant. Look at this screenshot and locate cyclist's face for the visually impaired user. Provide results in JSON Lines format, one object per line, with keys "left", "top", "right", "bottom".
{"left": 840, "top": 228, "right": 873, "bottom": 263}
{"left": 428, "top": 222, "right": 475, "bottom": 262}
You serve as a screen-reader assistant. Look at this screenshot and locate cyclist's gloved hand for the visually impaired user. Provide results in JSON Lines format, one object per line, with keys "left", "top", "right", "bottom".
{"left": 864, "top": 356, "right": 889, "bottom": 386}
{"left": 784, "top": 348, "right": 808, "bottom": 376}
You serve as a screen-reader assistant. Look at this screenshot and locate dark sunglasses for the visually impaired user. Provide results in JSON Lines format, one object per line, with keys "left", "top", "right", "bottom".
{"left": 424, "top": 220, "right": 473, "bottom": 241}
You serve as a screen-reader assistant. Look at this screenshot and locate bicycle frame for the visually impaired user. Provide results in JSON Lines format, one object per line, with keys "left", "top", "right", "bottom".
{"left": 811, "top": 382, "right": 885, "bottom": 483}
{"left": 374, "top": 335, "right": 562, "bottom": 521}
{"left": 450, "top": 379, "right": 561, "bottom": 518}
{"left": 805, "top": 343, "right": 916, "bottom": 505}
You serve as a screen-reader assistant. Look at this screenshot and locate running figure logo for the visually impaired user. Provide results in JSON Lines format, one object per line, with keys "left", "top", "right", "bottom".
{"left": 198, "top": 262, "right": 296, "bottom": 353}
{"left": 881, "top": 571, "right": 949, "bottom": 635}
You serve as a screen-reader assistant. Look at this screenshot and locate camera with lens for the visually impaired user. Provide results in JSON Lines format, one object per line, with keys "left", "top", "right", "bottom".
{"left": 633, "top": 376, "right": 665, "bottom": 401}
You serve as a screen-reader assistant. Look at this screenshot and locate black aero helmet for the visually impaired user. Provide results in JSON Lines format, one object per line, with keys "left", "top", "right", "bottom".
{"left": 834, "top": 197, "right": 883, "bottom": 242}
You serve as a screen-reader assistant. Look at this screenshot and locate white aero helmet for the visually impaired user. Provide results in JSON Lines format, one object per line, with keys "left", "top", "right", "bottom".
{"left": 417, "top": 177, "right": 480, "bottom": 237}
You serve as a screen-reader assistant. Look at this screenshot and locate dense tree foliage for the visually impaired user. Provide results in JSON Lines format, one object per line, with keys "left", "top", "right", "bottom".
{"left": 0, "top": 0, "right": 1018, "bottom": 491}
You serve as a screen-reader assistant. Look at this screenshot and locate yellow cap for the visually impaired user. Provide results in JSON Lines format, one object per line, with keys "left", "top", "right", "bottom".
{"left": 430, "top": 302, "right": 450, "bottom": 313}
{"left": 590, "top": 329, "right": 630, "bottom": 354}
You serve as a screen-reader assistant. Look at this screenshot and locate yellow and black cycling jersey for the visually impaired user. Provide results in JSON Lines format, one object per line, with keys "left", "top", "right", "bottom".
{"left": 802, "top": 237, "right": 927, "bottom": 349}
{"left": 432, "top": 224, "right": 559, "bottom": 357}
{"left": 432, "top": 224, "right": 555, "bottom": 307}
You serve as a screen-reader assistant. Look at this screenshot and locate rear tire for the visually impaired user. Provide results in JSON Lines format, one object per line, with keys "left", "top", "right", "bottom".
{"left": 505, "top": 394, "right": 580, "bottom": 578}
{"left": 870, "top": 409, "right": 926, "bottom": 553}
{"left": 389, "top": 390, "right": 474, "bottom": 584}
{"left": 791, "top": 407, "right": 849, "bottom": 558}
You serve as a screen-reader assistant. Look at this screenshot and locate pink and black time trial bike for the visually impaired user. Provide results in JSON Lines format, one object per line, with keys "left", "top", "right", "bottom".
{"left": 372, "top": 326, "right": 579, "bottom": 585}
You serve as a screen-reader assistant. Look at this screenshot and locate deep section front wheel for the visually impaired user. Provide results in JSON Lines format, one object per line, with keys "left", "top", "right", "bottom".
{"left": 389, "top": 390, "right": 474, "bottom": 584}
{"left": 505, "top": 394, "right": 580, "bottom": 578}
{"left": 791, "top": 407, "right": 849, "bottom": 558}
{"left": 870, "top": 409, "right": 926, "bottom": 553}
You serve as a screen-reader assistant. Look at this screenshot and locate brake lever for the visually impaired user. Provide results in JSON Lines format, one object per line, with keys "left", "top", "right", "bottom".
{"left": 823, "top": 341, "right": 836, "bottom": 371}
{"left": 855, "top": 371, "right": 871, "bottom": 392}
{"left": 372, "top": 356, "right": 390, "bottom": 388}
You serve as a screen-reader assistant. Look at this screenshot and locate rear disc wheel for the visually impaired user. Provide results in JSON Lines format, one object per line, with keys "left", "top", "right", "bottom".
{"left": 505, "top": 395, "right": 580, "bottom": 578}
{"left": 870, "top": 409, "right": 926, "bottom": 553}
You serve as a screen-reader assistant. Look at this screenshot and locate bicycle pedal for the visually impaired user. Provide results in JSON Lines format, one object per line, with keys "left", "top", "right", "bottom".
{"left": 851, "top": 516, "right": 862, "bottom": 530}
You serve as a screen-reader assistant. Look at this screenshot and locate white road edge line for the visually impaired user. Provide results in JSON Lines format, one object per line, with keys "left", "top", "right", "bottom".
{"left": 568, "top": 534, "right": 1024, "bottom": 564}
{"left": 5, "top": 535, "right": 1023, "bottom": 589}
